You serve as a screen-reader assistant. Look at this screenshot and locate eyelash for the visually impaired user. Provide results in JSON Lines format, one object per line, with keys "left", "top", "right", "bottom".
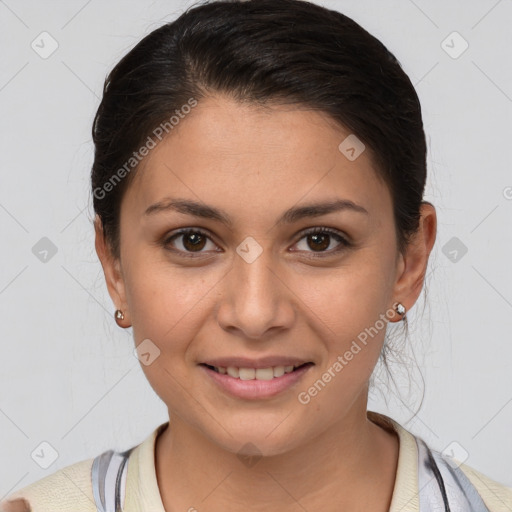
{"left": 161, "top": 226, "right": 351, "bottom": 259}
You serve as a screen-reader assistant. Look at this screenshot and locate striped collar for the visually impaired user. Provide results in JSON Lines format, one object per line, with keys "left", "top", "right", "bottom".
{"left": 123, "top": 410, "right": 423, "bottom": 511}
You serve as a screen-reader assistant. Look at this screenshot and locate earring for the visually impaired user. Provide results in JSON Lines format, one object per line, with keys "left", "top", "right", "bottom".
{"left": 395, "top": 302, "right": 406, "bottom": 321}
{"left": 114, "top": 309, "right": 125, "bottom": 326}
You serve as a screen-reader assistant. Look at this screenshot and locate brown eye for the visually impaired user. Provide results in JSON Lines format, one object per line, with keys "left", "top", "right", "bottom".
{"left": 163, "top": 229, "right": 217, "bottom": 255}
{"left": 181, "top": 231, "right": 207, "bottom": 251}
{"left": 307, "top": 232, "right": 330, "bottom": 251}
{"left": 293, "top": 227, "right": 350, "bottom": 255}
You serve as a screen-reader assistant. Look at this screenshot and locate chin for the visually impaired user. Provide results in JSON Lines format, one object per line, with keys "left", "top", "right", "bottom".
{"left": 210, "top": 421, "right": 306, "bottom": 459}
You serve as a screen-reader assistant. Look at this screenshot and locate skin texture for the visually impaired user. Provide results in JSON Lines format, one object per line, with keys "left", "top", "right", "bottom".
{"left": 95, "top": 94, "right": 437, "bottom": 511}
{"left": 0, "top": 499, "right": 31, "bottom": 512}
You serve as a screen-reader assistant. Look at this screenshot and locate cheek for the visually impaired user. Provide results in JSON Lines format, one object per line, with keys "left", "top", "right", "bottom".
{"left": 293, "top": 253, "right": 392, "bottom": 334}
{"left": 294, "top": 298, "right": 388, "bottom": 419}
{"left": 291, "top": 257, "right": 392, "bottom": 388}
{"left": 123, "top": 255, "right": 212, "bottom": 347}
{"left": 123, "top": 262, "right": 214, "bottom": 407}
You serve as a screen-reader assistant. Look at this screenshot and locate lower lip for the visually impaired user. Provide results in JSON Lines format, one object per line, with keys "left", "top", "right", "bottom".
{"left": 200, "top": 363, "right": 314, "bottom": 400}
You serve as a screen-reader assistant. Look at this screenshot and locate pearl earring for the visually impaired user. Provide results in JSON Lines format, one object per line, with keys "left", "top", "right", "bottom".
{"left": 395, "top": 302, "right": 406, "bottom": 320}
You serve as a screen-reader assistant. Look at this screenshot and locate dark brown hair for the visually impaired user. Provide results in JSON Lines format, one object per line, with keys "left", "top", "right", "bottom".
{"left": 91, "top": 0, "right": 429, "bottom": 261}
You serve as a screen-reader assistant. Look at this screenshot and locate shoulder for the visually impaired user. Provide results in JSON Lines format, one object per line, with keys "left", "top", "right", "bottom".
{"left": 368, "top": 411, "right": 512, "bottom": 512}
{"left": 458, "top": 461, "right": 512, "bottom": 512}
{"left": 3, "top": 457, "right": 97, "bottom": 512}
{"left": 3, "top": 423, "right": 167, "bottom": 512}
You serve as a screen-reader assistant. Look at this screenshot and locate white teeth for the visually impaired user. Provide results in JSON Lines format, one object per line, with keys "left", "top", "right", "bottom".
{"left": 227, "top": 366, "right": 239, "bottom": 378}
{"left": 255, "top": 368, "right": 274, "bottom": 380}
{"left": 239, "top": 368, "right": 255, "bottom": 380}
{"left": 213, "top": 364, "right": 302, "bottom": 380}
{"left": 273, "top": 366, "right": 285, "bottom": 377}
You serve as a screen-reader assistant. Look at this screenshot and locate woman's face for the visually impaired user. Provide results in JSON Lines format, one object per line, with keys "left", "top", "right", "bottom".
{"left": 97, "top": 94, "right": 435, "bottom": 455}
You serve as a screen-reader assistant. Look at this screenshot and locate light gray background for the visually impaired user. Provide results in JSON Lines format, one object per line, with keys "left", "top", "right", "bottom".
{"left": 1, "top": 0, "right": 511, "bottom": 498}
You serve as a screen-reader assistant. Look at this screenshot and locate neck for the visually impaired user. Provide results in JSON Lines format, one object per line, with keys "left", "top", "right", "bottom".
{"left": 155, "top": 401, "right": 399, "bottom": 511}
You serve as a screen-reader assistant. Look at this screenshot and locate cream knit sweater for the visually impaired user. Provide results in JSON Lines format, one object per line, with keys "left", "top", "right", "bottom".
{"left": 3, "top": 411, "right": 512, "bottom": 511}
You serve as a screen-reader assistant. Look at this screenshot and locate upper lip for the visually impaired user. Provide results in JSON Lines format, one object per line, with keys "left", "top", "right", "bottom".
{"left": 201, "top": 357, "right": 313, "bottom": 369}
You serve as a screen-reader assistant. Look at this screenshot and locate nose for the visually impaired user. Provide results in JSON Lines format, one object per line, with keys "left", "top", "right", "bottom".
{"left": 216, "top": 244, "right": 296, "bottom": 340}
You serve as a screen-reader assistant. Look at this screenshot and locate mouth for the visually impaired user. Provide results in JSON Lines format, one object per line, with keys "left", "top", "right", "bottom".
{"left": 200, "top": 362, "right": 313, "bottom": 380}
{"left": 199, "top": 361, "right": 314, "bottom": 400}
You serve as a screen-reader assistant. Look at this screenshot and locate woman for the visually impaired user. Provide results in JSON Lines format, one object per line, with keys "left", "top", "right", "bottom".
{"left": 3, "top": 0, "right": 511, "bottom": 510}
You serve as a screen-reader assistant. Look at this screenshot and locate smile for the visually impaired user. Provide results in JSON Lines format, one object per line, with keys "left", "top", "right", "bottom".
{"left": 200, "top": 362, "right": 314, "bottom": 399}
{"left": 203, "top": 363, "right": 310, "bottom": 380}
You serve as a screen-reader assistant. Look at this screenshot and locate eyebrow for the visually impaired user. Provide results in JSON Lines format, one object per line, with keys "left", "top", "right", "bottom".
{"left": 144, "top": 197, "right": 369, "bottom": 226}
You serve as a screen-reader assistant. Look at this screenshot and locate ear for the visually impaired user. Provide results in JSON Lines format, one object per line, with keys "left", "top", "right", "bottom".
{"left": 94, "top": 215, "right": 130, "bottom": 327}
{"left": 392, "top": 202, "right": 437, "bottom": 313}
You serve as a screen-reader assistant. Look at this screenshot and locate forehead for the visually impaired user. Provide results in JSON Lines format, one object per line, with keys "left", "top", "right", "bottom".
{"left": 122, "top": 95, "right": 391, "bottom": 224}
